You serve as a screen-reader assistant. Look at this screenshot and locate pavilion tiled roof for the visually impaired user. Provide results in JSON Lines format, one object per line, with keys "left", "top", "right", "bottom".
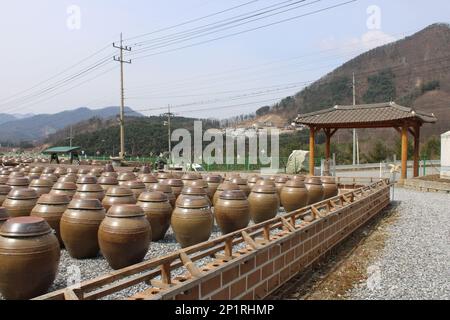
{"left": 294, "top": 102, "right": 437, "bottom": 127}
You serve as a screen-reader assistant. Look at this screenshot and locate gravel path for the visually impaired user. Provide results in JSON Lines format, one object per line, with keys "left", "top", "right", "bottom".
{"left": 348, "top": 187, "right": 450, "bottom": 300}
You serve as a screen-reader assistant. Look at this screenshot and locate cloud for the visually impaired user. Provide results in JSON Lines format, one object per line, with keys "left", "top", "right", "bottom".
{"left": 319, "top": 30, "right": 397, "bottom": 57}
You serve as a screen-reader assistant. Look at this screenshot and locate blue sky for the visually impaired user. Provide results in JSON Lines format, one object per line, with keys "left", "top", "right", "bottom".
{"left": 0, "top": 0, "right": 448, "bottom": 118}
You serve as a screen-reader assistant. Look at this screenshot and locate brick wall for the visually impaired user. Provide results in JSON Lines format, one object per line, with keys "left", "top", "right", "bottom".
{"left": 133, "top": 184, "right": 390, "bottom": 300}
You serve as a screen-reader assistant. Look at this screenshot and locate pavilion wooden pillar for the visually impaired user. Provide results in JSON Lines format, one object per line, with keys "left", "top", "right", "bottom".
{"left": 413, "top": 125, "right": 421, "bottom": 177}
{"left": 324, "top": 128, "right": 331, "bottom": 160}
{"left": 309, "top": 126, "right": 315, "bottom": 176}
{"left": 401, "top": 125, "right": 408, "bottom": 180}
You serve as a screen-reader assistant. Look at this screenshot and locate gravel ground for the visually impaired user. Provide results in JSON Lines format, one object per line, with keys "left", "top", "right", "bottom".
{"left": 348, "top": 187, "right": 450, "bottom": 300}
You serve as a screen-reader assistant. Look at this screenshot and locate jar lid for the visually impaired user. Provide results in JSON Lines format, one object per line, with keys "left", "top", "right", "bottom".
{"left": 190, "top": 180, "right": 208, "bottom": 189}
{"left": 106, "top": 204, "right": 145, "bottom": 218}
{"left": 9, "top": 171, "right": 24, "bottom": 178}
{"left": 0, "top": 176, "right": 8, "bottom": 184}
{"left": 251, "top": 185, "right": 277, "bottom": 194}
{"left": 181, "top": 173, "right": 198, "bottom": 180}
{"left": 106, "top": 186, "right": 134, "bottom": 197}
{"left": 157, "top": 172, "right": 174, "bottom": 180}
{"left": 292, "top": 175, "right": 305, "bottom": 182}
{"left": 305, "top": 177, "right": 322, "bottom": 185}
{"left": 104, "top": 164, "right": 115, "bottom": 173}
{"left": 90, "top": 168, "right": 103, "bottom": 174}
{"left": 0, "top": 185, "right": 11, "bottom": 195}
{"left": 76, "top": 183, "right": 104, "bottom": 192}
{"left": 76, "top": 176, "right": 98, "bottom": 184}
{"left": 231, "top": 177, "right": 248, "bottom": 186}
{"left": 205, "top": 175, "right": 221, "bottom": 183}
{"left": 176, "top": 195, "right": 210, "bottom": 209}
{"left": 182, "top": 186, "right": 207, "bottom": 196}
{"left": 58, "top": 174, "right": 78, "bottom": 183}
{"left": 67, "top": 168, "right": 79, "bottom": 174}
{"left": 118, "top": 172, "right": 137, "bottom": 181}
{"left": 140, "top": 174, "right": 158, "bottom": 183}
{"left": 247, "top": 175, "right": 262, "bottom": 183}
{"left": 6, "top": 177, "right": 30, "bottom": 186}
{"left": 54, "top": 167, "right": 67, "bottom": 175}
{"left": 217, "top": 182, "right": 239, "bottom": 191}
{"left": 285, "top": 180, "right": 306, "bottom": 188}
{"left": 275, "top": 176, "right": 289, "bottom": 183}
{"left": 0, "top": 207, "right": 9, "bottom": 221}
{"left": 37, "top": 193, "right": 70, "bottom": 205}
{"left": 30, "top": 167, "right": 44, "bottom": 173}
{"left": 41, "top": 173, "right": 58, "bottom": 181}
{"left": 78, "top": 169, "right": 90, "bottom": 174}
{"left": 30, "top": 178, "right": 53, "bottom": 188}
{"left": 220, "top": 190, "right": 247, "bottom": 200}
{"left": 7, "top": 188, "right": 38, "bottom": 200}
{"left": 0, "top": 216, "right": 52, "bottom": 237}
{"left": 101, "top": 171, "right": 118, "bottom": 178}
{"left": 139, "top": 166, "right": 151, "bottom": 174}
{"left": 68, "top": 198, "right": 103, "bottom": 210}
{"left": 167, "top": 178, "right": 184, "bottom": 187}
{"left": 53, "top": 182, "right": 77, "bottom": 190}
{"left": 42, "top": 167, "right": 55, "bottom": 174}
{"left": 138, "top": 191, "right": 168, "bottom": 202}
{"left": 98, "top": 176, "right": 118, "bottom": 185}
{"left": 256, "top": 179, "right": 275, "bottom": 187}
{"left": 152, "top": 183, "right": 173, "bottom": 194}
{"left": 125, "top": 180, "right": 146, "bottom": 189}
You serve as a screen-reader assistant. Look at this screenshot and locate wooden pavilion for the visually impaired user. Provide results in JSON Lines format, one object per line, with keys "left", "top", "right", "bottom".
{"left": 294, "top": 102, "right": 437, "bottom": 180}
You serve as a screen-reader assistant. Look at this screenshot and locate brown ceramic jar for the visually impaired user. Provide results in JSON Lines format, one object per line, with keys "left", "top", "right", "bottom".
{"left": 137, "top": 192, "right": 172, "bottom": 241}
{"left": 50, "top": 181, "right": 77, "bottom": 199}
{"left": 190, "top": 179, "right": 212, "bottom": 200}
{"left": 6, "top": 176, "right": 30, "bottom": 189}
{"left": 292, "top": 175, "right": 306, "bottom": 182}
{"left": 248, "top": 185, "right": 280, "bottom": 224}
{"left": 60, "top": 198, "right": 105, "bottom": 259}
{"left": 140, "top": 174, "right": 158, "bottom": 190}
{"left": 41, "top": 173, "right": 58, "bottom": 183}
{"left": 74, "top": 183, "right": 105, "bottom": 201}
{"left": 89, "top": 168, "right": 103, "bottom": 177}
{"left": 177, "top": 186, "right": 211, "bottom": 207}
{"left": 98, "top": 176, "right": 119, "bottom": 191}
{"left": 42, "top": 167, "right": 55, "bottom": 175}
{"left": 213, "top": 182, "right": 240, "bottom": 206}
{"left": 102, "top": 186, "right": 136, "bottom": 212}
{"left": 181, "top": 173, "right": 198, "bottom": 186}
{"left": 2, "top": 188, "right": 39, "bottom": 217}
{"left": 66, "top": 167, "right": 78, "bottom": 175}
{"left": 54, "top": 167, "right": 67, "bottom": 176}
{"left": 31, "top": 194, "right": 70, "bottom": 246}
{"left": 151, "top": 183, "right": 176, "bottom": 208}
{"left": 166, "top": 178, "right": 184, "bottom": 198}
{"left": 76, "top": 175, "right": 97, "bottom": 186}
{"left": 215, "top": 190, "right": 250, "bottom": 234}
{"left": 101, "top": 171, "right": 118, "bottom": 179}
{"left": 58, "top": 173, "right": 78, "bottom": 183}
{"left": 104, "top": 163, "right": 115, "bottom": 173}
{"left": 275, "top": 176, "right": 289, "bottom": 196}
{"left": 0, "top": 207, "right": 9, "bottom": 227}
{"left": 255, "top": 179, "right": 276, "bottom": 187}
{"left": 77, "top": 168, "right": 90, "bottom": 177}
{"left": 305, "top": 177, "right": 325, "bottom": 204}
{"left": 29, "top": 178, "right": 54, "bottom": 196}
{"left": 171, "top": 196, "right": 213, "bottom": 248}
{"left": 231, "top": 177, "right": 251, "bottom": 196}
{"left": 0, "top": 185, "right": 11, "bottom": 206}
{"left": 0, "top": 176, "right": 8, "bottom": 185}
{"left": 280, "top": 179, "right": 308, "bottom": 213}
{"left": 125, "top": 180, "right": 146, "bottom": 199}
{"left": 98, "top": 205, "right": 151, "bottom": 270}
{"left": 205, "top": 175, "right": 221, "bottom": 199}
{"left": 0, "top": 217, "right": 60, "bottom": 299}
{"left": 321, "top": 177, "right": 339, "bottom": 199}
{"left": 9, "top": 171, "right": 24, "bottom": 178}
{"left": 117, "top": 172, "right": 136, "bottom": 186}
{"left": 156, "top": 172, "right": 173, "bottom": 184}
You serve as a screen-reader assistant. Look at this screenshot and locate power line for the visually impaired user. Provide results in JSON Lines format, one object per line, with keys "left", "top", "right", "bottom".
{"left": 131, "top": 0, "right": 358, "bottom": 61}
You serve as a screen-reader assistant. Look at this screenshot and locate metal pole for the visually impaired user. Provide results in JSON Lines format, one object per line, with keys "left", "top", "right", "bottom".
{"left": 168, "top": 104, "right": 171, "bottom": 164}
{"left": 352, "top": 72, "right": 356, "bottom": 166}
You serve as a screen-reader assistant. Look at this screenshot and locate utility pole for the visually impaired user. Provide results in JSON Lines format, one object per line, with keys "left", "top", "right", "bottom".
{"left": 163, "top": 105, "right": 173, "bottom": 164}
{"left": 352, "top": 72, "right": 357, "bottom": 166}
{"left": 113, "top": 33, "right": 131, "bottom": 159}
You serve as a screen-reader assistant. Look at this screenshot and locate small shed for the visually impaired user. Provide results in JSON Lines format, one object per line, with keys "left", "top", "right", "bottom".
{"left": 43, "top": 146, "right": 81, "bottom": 164}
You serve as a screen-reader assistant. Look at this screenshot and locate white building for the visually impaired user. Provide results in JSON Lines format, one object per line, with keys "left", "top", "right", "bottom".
{"left": 441, "top": 131, "right": 450, "bottom": 179}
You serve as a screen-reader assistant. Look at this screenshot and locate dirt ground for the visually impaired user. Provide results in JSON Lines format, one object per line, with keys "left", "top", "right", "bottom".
{"left": 268, "top": 202, "right": 400, "bottom": 300}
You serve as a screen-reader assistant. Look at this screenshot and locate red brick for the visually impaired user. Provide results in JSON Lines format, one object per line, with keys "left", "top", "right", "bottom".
{"left": 285, "top": 248, "right": 295, "bottom": 264}
{"left": 274, "top": 255, "right": 285, "bottom": 270}
{"left": 239, "top": 257, "right": 255, "bottom": 275}
{"left": 267, "top": 273, "right": 280, "bottom": 292}
{"left": 255, "top": 249, "right": 269, "bottom": 266}
{"left": 280, "top": 266, "right": 290, "bottom": 283}
{"left": 201, "top": 275, "right": 221, "bottom": 297}
{"left": 211, "top": 287, "right": 230, "bottom": 300}
{"left": 222, "top": 266, "right": 239, "bottom": 285}
{"left": 294, "top": 243, "right": 304, "bottom": 258}
{"left": 240, "top": 291, "right": 254, "bottom": 300}
{"left": 269, "top": 244, "right": 281, "bottom": 259}
{"left": 304, "top": 238, "right": 312, "bottom": 252}
{"left": 254, "top": 281, "right": 268, "bottom": 299}
{"left": 289, "top": 261, "right": 300, "bottom": 276}
{"left": 280, "top": 239, "right": 291, "bottom": 253}
{"left": 175, "top": 285, "right": 199, "bottom": 300}
{"left": 230, "top": 278, "right": 246, "bottom": 299}
{"left": 261, "top": 261, "right": 274, "bottom": 279}
{"left": 246, "top": 269, "right": 261, "bottom": 289}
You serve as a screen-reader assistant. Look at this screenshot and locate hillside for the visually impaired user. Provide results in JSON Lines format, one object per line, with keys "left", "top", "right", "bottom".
{"left": 0, "top": 106, "right": 142, "bottom": 143}
{"left": 255, "top": 23, "right": 450, "bottom": 139}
